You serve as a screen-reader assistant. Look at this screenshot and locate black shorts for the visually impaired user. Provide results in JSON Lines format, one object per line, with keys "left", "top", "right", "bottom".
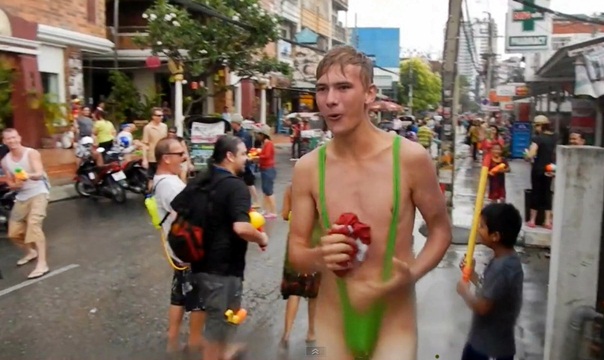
{"left": 461, "top": 343, "right": 513, "bottom": 360}
{"left": 147, "top": 162, "right": 158, "bottom": 179}
{"left": 170, "top": 269, "right": 205, "bottom": 312}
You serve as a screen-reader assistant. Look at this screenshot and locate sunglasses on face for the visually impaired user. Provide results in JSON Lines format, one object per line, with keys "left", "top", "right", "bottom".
{"left": 153, "top": 114, "right": 163, "bottom": 117}
{"left": 166, "top": 151, "right": 184, "bottom": 156}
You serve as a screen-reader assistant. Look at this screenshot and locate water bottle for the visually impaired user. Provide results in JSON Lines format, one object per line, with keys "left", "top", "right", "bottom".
{"left": 144, "top": 194, "right": 162, "bottom": 229}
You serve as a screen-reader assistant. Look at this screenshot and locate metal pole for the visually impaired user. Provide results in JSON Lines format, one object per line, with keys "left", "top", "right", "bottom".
{"left": 438, "top": 0, "right": 463, "bottom": 218}
{"left": 113, "top": 0, "right": 119, "bottom": 70}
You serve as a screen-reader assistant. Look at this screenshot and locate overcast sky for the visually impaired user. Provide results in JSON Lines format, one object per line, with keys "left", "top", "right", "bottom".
{"left": 346, "top": 0, "right": 604, "bottom": 58}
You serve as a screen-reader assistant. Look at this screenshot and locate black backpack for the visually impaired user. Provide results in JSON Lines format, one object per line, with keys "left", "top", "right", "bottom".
{"left": 162, "top": 175, "right": 229, "bottom": 263}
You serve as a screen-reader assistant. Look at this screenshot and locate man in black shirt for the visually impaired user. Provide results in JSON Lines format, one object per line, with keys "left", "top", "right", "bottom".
{"left": 525, "top": 115, "right": 556, "bottom": 228}
{"left": 192, "top": 135, "right": 268, "bottom": 360}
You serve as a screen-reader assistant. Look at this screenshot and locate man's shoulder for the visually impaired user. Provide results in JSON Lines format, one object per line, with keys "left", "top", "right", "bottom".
{"left": 154, "top": 174, "right": 185, "bottom": 194}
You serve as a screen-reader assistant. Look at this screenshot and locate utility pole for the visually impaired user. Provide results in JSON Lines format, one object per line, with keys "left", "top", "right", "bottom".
{"left": 438, "top": 0, "right": 463, "bottom": 218}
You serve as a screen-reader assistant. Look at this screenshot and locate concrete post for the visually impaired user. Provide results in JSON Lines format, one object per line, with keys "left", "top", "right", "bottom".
{"left": 544, "top": 146, "right": 604, "bottom": 360}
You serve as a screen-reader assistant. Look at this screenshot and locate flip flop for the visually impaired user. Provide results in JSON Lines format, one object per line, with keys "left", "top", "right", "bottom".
{"left": 16, "top": 252, "right": 38, "bottom": 266}
{"left": 27, "top": 267, "right": 49, "bottom": 279}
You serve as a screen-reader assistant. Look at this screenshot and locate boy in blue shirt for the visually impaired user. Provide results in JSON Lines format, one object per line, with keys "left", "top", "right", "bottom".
{"left": 457, "top": 203, "right": 524, "bottom": 360}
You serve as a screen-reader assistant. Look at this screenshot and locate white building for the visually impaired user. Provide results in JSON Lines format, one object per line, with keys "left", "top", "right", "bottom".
{"left": 458, "top": 20, "right": 479, "bottom": 89}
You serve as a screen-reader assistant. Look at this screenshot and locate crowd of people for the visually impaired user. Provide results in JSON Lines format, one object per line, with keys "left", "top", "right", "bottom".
{"left": 1, "top": 45, "right": 541, "bottom": 360}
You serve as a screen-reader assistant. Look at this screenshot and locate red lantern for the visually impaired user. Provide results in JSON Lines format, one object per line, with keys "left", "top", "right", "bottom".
{"left": 191, "top": 81, "right": 198, "bottom": 90}
{"left": 145, "top": 56, "right": 161, "bottom": 69}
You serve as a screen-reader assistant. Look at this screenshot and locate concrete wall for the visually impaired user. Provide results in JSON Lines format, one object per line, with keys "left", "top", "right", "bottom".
{"left": 544, "top": 146, "right": 604, "bottom": 360}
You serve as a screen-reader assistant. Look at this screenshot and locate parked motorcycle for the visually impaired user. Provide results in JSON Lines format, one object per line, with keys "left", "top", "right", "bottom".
{"left": 104, "top": 148, "right": 148, "bottom": 195}
{"left": 0, "top": 183, "right": 15, "bottom": 229}
{"left": 74, "top": 139, "right": 127, "bottom": 203}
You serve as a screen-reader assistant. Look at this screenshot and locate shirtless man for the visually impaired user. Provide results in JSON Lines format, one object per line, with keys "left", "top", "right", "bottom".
{"left": 288, "top": 46, "right": 452, "bottom": 360}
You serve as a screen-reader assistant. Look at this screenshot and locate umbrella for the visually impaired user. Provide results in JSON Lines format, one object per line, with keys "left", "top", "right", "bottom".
{"left": 369, "top": 101, "right": 403, "bottom": 113}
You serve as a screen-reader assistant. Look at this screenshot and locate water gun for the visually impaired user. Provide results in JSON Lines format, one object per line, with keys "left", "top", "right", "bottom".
{"left": 249, "top": 210, "right": 265, "bottom": 231}
{"left": 248, "top": 148, "right": 261, "bottom": 159}
{"left": 144, "top": 195, "right": 162, "bottom": 230}
{"left": 488, "top": 163, "right": 506, "bottom": 176}
{"left": 14, "top": 168, "right": 28, "bottom": 181}
{"left": 545, "top": 163, "right": 556, "bottom": 173}
{"left": 225, "top": 308, "right": 248, "bottom": 325}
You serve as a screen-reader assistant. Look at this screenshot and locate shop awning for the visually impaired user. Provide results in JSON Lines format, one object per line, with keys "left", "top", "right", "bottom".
{"left": 525, "top": 36, "right": 604, "bottom": 97}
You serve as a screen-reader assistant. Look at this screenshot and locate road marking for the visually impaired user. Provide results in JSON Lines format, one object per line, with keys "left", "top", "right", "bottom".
{"left": 0, "top": 264, "right": 80, "bottom": 298}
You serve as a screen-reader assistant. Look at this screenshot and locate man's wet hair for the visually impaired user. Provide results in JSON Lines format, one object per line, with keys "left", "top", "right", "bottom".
{"left": 315, "top": 45, "right": 374, "bottom": 88}
{"left": 481, "top": 203, "right": 522, "bottom": 248}
{"left": 154, "top": 137, "right": 181, "bottom": 163}
{"left": 194, "top": 135, "right": 243, "bottom": 186}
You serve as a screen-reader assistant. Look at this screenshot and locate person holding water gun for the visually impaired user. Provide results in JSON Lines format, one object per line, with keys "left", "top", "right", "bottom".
{"left": 487, "top": 143, "right": 510, "bottom": 203}
{"left": 1, "top": 128, "right": 50, "bottom": 279}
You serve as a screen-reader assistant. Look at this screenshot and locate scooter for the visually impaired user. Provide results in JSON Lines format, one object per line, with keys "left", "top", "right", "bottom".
{"left": 74, "top": 146, "right": 128, "bottom": 204}
{"left": 0, "top": 182, "right": 15, "bottom": 230}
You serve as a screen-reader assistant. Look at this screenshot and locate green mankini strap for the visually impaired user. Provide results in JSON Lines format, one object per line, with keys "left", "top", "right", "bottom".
{"left": 318, "top": 136, "right": 401, "bottom": 359}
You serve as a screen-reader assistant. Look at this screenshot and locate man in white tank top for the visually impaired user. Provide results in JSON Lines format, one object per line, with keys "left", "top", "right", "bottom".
{"left": 1, "top": 129, "right": 50, "bottom": 279}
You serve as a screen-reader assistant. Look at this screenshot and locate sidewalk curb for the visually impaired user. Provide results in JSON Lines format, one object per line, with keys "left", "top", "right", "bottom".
{"left": 48, "top": 185, "right": 80, "bottom": 203}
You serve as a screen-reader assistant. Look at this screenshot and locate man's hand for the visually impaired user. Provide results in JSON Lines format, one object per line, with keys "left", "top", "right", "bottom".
{"left": 142, "top": 159, "right": 149, "bottom": 169}
{"left": 319, "top": 232, "right": 357, "bottom": 271}
{"left": 347, "top": 258, "right": 413, "bottom": 313}
{"left": 9, "top": 181, "right": 23, "bottom": 191}
{"left": 456, "top": 278, "right": 471, "bottom": 297}
{"left": 258, "top": 232, "right": 269, "bottom": 250}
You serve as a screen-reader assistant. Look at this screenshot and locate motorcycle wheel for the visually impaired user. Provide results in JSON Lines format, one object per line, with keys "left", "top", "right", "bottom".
{"left": 109, "top": 178, "right": 127, "bottom": 204}
{"left": 75, "top": 176, "right": 94, "bottom": 197}
{"left": 132, "top": 168, "right": 149, "bottom": 194}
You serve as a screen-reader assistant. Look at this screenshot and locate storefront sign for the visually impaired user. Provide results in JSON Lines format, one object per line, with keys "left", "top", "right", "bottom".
{"left": 505, "top": 0, "right": 552, "bottom": 52}
{"left": 190, "top": 121, "right": 225, "bottom": 143}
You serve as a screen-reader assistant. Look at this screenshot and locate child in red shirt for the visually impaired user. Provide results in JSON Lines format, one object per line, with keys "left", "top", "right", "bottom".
{"left": 487, "top": 143, "right": 509, "bottom": 203}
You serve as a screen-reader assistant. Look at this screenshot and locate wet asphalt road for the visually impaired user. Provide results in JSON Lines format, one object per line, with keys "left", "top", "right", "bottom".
{"left": 0, "top": 146, "right": 550, "bottom": 360}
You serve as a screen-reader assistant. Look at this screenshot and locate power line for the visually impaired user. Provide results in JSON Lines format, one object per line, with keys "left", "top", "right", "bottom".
{"left": 512, "top": 0, "right": 604, "bottom": 26}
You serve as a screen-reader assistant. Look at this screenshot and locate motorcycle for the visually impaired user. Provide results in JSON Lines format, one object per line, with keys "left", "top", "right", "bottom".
{"left": 0, "top": 182, "right": 15, "bottom": 229}
{"left": 104, "top": 147, "right": 148, "bottom": 195}
{"left": 74, "top": 144, "right": 128, "bottom": 204}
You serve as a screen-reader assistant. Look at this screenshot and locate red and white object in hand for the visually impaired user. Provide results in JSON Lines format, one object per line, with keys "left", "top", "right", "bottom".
{"left": 328, "top": 213, "right": 371, "bottom": 277}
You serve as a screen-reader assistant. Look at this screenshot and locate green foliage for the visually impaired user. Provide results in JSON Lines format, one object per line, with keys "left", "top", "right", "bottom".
{"left": 28, "top": 92, "right": 69, "bottom": 135}
{"left": 0, "top": 60, "right": 13, "bottom": 128}
{"left": 135, "top": 0, "right": 291, "bottom": 107}
{"left": 108, "top": 70, "right": 142, "bottom": 122}
{"left": 398, "top": 58, "right": 442, "bottom": 113}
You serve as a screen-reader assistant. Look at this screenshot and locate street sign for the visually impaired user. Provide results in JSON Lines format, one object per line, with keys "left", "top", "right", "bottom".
{"left": 505, "top": 0, "right": 552, "bottom": 52}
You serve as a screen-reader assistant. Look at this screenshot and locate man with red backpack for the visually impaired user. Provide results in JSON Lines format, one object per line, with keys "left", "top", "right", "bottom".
{"left": 168, "top": 135, "right": 268, "bottom": 360}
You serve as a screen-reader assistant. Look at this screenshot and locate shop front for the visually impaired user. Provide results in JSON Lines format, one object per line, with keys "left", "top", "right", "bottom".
{"left": 525, "top": 36, "right": 604, "bottom": 146}
{"left": 0, "top": 7, "right": 45, "bottom": 148}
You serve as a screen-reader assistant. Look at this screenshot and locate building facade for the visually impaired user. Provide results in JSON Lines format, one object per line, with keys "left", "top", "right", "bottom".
{"left": 350, "top": 27, "right": 400, "bottom": 99}
{"left": 0, "top": 0, "right": 113, "bottom": 147}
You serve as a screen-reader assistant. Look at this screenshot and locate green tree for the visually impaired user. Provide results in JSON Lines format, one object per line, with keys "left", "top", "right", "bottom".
{"left": 398, "top": 58, "right": 442, "bottom": 113}
{"left": 0, "top": 59, "right": 14, "bottom": 128}
{"left": 135, "top": 0, "right": 291, "bottom": 114}
{"left": 107, "top": 70, "right": 144, "bottom": 123}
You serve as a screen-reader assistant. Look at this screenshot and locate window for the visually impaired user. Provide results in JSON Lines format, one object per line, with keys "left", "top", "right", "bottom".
{"left": 41, "top": 72, "right": 60, "bottom": 98}
{"left": 87, "top": 0, "right": 96, "bottom": 24}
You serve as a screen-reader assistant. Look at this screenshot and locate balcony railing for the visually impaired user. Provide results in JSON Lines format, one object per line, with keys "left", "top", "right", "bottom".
{"left": 107, "top": 26, "right": 149, "bottom": 50}
{"left": 333, "top": 24, "right": 347, "bottom": 43}
{"left": 333, "top": 0, "right": 348, "bottom": 11}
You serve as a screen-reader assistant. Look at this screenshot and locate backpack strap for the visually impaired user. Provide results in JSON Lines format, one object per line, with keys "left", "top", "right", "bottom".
{"left": 151, "top": 177, "right": 170, "bottom": 227}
